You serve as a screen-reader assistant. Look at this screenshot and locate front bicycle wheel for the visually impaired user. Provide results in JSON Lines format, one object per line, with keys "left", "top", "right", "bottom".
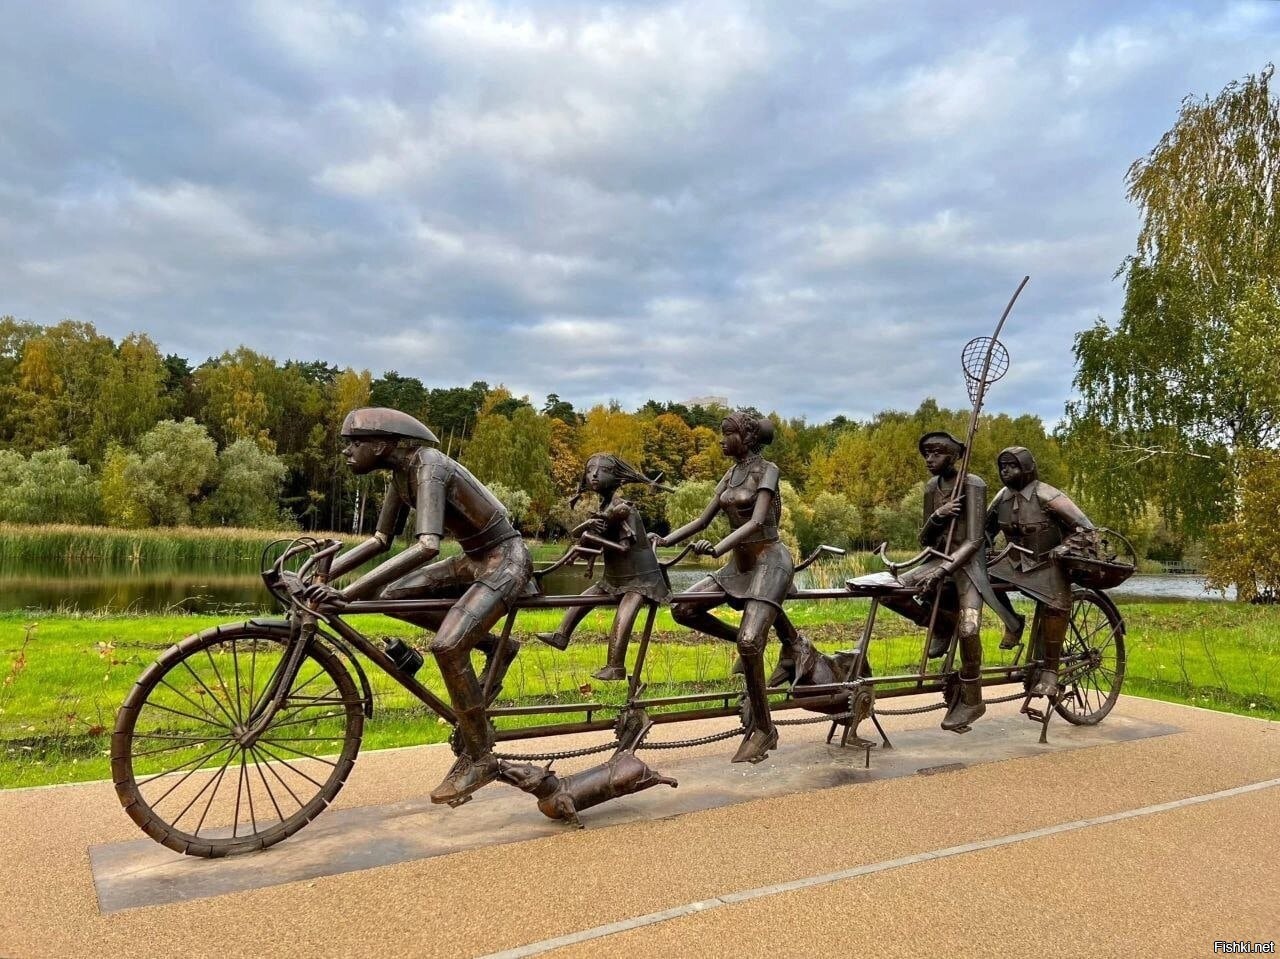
{"left": 1054, "top": 588, "right": 1126, "bottom": 726}
{"left": 112, "top": 622, "right": 364, "bottom": 857}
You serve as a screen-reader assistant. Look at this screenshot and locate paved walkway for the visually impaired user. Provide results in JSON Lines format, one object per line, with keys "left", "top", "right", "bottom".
{"left": 3, "top": 696, "right": 1277, "bottom": 958}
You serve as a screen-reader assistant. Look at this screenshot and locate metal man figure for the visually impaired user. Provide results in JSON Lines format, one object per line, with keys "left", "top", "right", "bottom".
{"left": 878, "top": 431, "right": 1021, "bottom": 732}
{"left": 309, "top": 407, "right": 534, "bottom": 804}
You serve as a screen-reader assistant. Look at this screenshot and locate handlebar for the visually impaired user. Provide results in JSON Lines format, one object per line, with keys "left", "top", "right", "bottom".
{"left": 795, "top": 544, "right": 845, "bottom": 573}
{"left": 260, "top": 536, "right": 345, "bottom": 611}
{"left": 659, "top": 542, "right": 697, "bottom": 569}
{"left": 532, "top": 543, "right": 605, "bottom": 583}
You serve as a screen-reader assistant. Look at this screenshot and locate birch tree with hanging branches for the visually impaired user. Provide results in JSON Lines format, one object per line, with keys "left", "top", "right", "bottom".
{"left": 1064, "top": 64, "right": 1280, "bottom": 540}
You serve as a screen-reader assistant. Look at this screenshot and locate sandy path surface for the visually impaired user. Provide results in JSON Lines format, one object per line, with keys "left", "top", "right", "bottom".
{"left": 2, "top": 695, "right": 1277, "bottom": 958}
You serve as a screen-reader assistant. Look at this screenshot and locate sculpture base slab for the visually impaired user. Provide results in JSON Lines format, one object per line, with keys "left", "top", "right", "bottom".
{"left": 90, "top": 712, "right": 1177, "bottom": 913}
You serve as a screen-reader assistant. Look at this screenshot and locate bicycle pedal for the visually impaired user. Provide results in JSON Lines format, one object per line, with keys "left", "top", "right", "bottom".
{"left": 1021, "top": 703, "right": 1048, "bottom": 722}
{"left": 446, "top": 794, "right": 473, "bottom": 809}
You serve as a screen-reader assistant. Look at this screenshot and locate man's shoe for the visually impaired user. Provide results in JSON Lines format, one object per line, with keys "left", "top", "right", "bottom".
{"left": 941, "top": 678, "right": 985, "bottom": 732}
{"left": 1029, "top": 668, "right": 1059, "bottom": 700}
{"left": 430, "top": 752, "right": 500, "bottom": 805}
{"left": 730, "top": 726, "right": 779, "bottom": 764}
{"left": 999, "top": 616, "right": 1026, "bottom": 650}
{"left": 591, "top": 664, "right": 626, "bottom": 681}
{"left": 535, "top": 631, "right": 570, "bottom": 651}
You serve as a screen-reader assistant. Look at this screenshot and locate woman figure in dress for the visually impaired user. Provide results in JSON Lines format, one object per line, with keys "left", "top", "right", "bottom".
{"left": 660, "top": 411, "right": 793, "bottom": 764}
{"left": 537, "top": 454, "right": 671, "bottom": 681}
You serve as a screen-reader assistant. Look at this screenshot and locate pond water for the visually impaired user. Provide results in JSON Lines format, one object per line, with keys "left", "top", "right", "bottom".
{"left": 0, "top": 565, "right": 1233, "bottom": 615}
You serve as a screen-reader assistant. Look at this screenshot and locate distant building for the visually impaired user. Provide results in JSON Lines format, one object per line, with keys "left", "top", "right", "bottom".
{"left": 683, "top": 395, "right": 728, "bottom": 408}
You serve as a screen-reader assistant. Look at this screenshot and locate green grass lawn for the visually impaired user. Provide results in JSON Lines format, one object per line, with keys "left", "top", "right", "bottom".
{"left": 2, "top": 598, "right": 1277, "bottom": 788}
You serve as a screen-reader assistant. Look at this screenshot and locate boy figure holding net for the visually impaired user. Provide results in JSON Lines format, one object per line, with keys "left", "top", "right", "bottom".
{"left": 874, "top": 431, "right": 1020, "bottom": 732}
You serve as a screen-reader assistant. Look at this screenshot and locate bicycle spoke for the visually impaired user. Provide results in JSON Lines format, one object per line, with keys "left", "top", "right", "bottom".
{"left": 137, "top": 741, "right": 236, "bottom": 790}
{"left": 167, "top": 748, "right": 238, "bottom": 830}
{"left": 270, "top": 682, "right": 342, "bottom": 728}
{"left": 258, "top": 739, "right": 339, "bottom": 767}
{"left": 131, "top": 732, "right": 227, "bottom": 742}
{"left": 243, "top": 656, "right": 325, "bottom": 726}
{"left": 180, "top": 657, "right": 240, "bottom": 728}
{"left": 266, "top": 711, "right": 346, "bottom": 731}
{"left": 157, "top": 678, "right": 230, "bottom": 730}
{"left": 232, "top": 755, "right": 246, "bottom": 838}
{"left": 253, "top": 742, "right": 328, "bottom": 789}
{"left": 244, "top": 750, "right": 259, "bottom": 834}
{"left": 231, "top": 639, "right": 244, "bottom": 722}
{"left": 247, "top": 639, "right": 259, "bottom": 722}
{"left": 250, "top": 748, "right": 286, "bottom": 823}
{"left": 192, "top": 753, "right": 238, "bottom": 838}
{"left": 244, "top": 653, "right": 289, "bottom": 720}
{"left": 205, "top": 647, "right": 239, "bottom": 724}
{"left": 250, "top": 744, "right": 306, "bottom": 809}
{"left": 132, "top": 738, "right": 229, "bottom": 761}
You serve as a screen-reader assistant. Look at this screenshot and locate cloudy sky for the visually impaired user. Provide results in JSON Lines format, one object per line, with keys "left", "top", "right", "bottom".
{"left": 1, "top": 1, "right": 1277, "bottom": 424}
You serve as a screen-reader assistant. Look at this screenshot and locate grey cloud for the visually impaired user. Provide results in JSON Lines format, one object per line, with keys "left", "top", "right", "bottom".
{"left": 1, "top": 0, "right": 1278, "bottom": 426}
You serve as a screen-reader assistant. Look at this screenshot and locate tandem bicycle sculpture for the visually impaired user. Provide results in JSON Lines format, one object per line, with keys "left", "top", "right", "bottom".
{"left": 110, "top": 280, "right": 1136, "bottom": 857}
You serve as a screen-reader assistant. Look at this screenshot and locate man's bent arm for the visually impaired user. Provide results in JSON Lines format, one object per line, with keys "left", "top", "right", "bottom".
{"left": 327, "top": 533, "right": 391, "bottom": 581}
{"left": 339, "top": 534, "right": 441, "bottom": 600}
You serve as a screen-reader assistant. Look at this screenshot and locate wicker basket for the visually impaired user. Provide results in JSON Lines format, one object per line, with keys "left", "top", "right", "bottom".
{"left": 1058, "top": 528, "right": 1136, "bottom": 590}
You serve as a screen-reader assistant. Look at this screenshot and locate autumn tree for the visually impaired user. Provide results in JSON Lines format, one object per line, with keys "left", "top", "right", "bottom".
{"left": 684, "top": 425, "right": 730, "bottom": 481}
{"left": 463, "top": 408, "right": 555, "bottom": 533}
{"left": 665, "top": 480, "right": 729, "bottom": 544}
{"left": 426, "top": 381, "right": 489, "bottom": 452}
{"left": 91, "top": 333, "right": 171, "bottom": 455}
{"left": 193, "top": 348, "right": 274, "bottom": 450}
{"left": 370, "top": 371, "right": 430, "bottom": 420}
{"left": 1063, "top": 65, "right": 1280, "bottom": 538}
{"left": 578, "top": 404, "right": 646, "bottom": 467}
{"left": 2, "top": 320, "right": 117, "bottom": 461}
{"left": 326, "top": 368, "right": 373, "bottom": 532}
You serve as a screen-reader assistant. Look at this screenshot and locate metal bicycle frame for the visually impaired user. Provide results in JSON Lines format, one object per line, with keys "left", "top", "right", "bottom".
{"left": 254, "top": 580, "right": 1116, "bottom": 747}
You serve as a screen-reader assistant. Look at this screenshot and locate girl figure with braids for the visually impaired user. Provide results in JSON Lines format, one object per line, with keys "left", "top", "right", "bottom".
{"left": 536, "top": 454, "right": 671, "bottom": 681}
{"left": 660, "top": 411, "right": 793, "bottom": 765}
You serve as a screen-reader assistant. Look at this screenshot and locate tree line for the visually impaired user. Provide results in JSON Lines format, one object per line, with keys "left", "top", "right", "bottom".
{"left": 0, "top": 316, "right": 1075, "bottom": 553}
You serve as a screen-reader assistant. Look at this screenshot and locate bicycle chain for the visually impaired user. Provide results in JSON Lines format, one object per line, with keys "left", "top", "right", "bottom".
{"left": 874, "top": 688, "right": 1030, "bottom": 716}
{"left": 873, "top": 701, "right": 947, "bottom": 716}
{"left": 775, "top": 711, "right": 852, "bottom": 726}
{"left": 493, "top": 740, "right": 619, "bottom": 762}
{"left": 637, "top": 725, "right": 745, "bottom": 750}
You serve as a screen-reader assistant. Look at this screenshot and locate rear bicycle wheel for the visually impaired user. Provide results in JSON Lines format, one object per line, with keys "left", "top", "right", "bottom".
{"left": 1054, "top": 588, "right": 1126, "bottom": 725}
{"left": 112, "top": 622, "right": 364, "bottom": 857}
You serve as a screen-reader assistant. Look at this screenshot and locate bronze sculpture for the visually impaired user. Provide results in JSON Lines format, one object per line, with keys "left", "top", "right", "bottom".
{"left": 109, "top": 278, "right": 1136, "bottom": 856}
{"left": 304, "top": 407, "right": 535, "bottom": 805}
{"left": 986, "top": 446, "right": 1099, "bottom": 700}
{"left": 660, "top": 411, "right": 793, "bottom": 764}
{"left": 536, "top": 454, "right": 672, "bottom": 681}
